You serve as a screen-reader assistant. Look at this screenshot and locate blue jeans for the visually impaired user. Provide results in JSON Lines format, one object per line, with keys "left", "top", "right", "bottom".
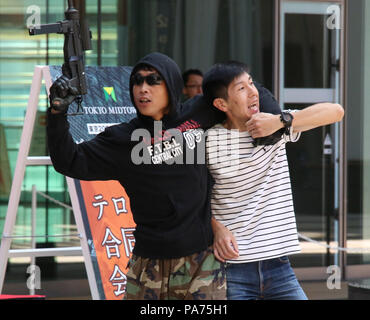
{"left": 226, "top": 256, "right": 308, "bottom": 300}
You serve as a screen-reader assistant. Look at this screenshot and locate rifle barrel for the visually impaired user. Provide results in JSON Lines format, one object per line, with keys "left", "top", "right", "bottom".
{"left": 29, "top": 23, "right": 63, "bottom": 36}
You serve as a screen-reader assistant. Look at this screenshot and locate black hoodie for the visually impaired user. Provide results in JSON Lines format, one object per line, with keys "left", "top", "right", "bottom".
{"left": 47, "top": 52, "right": 281, "bottom": 259}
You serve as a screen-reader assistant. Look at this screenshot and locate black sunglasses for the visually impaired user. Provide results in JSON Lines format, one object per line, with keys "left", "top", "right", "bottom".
{"left": 132, "top": 73, "right": 163, "bottom": 86}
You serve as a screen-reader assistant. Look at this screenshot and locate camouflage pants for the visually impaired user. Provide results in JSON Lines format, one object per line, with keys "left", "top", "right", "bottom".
{"left": 124, "top": 247, "right": 226, "bottom": 300}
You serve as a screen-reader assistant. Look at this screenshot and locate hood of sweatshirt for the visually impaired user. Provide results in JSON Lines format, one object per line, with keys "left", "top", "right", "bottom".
{"left": 129, "top": 52, "right": 184, "bottom": 126}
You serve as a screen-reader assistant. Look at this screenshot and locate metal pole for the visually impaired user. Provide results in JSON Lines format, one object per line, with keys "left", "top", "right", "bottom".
{"left": 339, "top": 0, "right": 348, "bottom": 280}
{"left": 97, "top": 0, "right": 102, "bottom": 66}
{"left": 30, "top": 185, "right": 37, "bottom": 295}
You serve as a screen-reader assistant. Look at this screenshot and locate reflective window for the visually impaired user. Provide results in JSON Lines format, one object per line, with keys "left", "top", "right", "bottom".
{"left": 0, "top": 0, "right": 274, "bottom": 256}
{"left": 284, "top": 14, "right": 332, "bottom": 88}
{"left": 346, "top": 0, "right": 370, "bottom": 266}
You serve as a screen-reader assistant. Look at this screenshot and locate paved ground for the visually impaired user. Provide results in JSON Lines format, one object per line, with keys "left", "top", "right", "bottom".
{"left": 6, "top": 258, "right": 370, "bottom": 300}
{"left": 301, "top": 281, "right": 348, "bottom": 300}
{"left": 1, "top": 262, "right": 352, "bottom": 300}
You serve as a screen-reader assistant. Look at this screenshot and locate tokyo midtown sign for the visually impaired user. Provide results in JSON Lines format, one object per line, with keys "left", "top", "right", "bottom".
{"left": 327, "top": 5, "right": 341, "bottom": 30}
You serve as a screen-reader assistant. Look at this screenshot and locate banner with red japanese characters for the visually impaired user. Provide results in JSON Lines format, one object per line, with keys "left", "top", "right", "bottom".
{"left": 49, "top": 66, "right": 137, "bottom": 299}
{"left": 77, "top": 180, "right": 136, "bottom": 300}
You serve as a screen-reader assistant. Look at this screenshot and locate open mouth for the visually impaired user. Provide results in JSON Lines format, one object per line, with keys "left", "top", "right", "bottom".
{"left": 248, "top": 103, "right": 259, "bottom": 113}
{"left": 138, "top": 97, "right": 152, "bottom": 104}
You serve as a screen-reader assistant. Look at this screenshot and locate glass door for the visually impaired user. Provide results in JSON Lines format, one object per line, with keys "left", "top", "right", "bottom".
{"left": 276, "top": 0, "right": 345, "bottom": 277}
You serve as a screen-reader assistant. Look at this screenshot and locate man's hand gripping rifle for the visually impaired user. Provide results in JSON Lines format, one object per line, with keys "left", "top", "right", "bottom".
{"left": 29, "top": 0, "right": 92, "bottom": 115}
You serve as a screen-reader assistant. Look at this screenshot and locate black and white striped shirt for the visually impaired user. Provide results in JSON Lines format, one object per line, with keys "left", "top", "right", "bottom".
{"left": 206, "top": 124, "right": 301, "bottom": 263}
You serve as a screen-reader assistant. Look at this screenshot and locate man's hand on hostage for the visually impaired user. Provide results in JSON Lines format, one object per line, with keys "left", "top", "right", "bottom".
{"left": 246, "top": 113, "right": 286, "bottom": 147}
{"left": 49, "top": 65, "right": 78, "bottom": 114}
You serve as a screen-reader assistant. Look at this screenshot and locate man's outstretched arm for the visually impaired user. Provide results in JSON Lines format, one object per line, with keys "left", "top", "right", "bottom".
{"left": 246, "top": 103, "right": 344, "bottom": 138}
{"left": 47, "top": 76, "right": 126, "bottom": 181}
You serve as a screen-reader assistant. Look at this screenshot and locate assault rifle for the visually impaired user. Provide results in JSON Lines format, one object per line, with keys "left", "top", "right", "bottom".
{"left": 29, "top": 0, "right": 92, "bottom": 114}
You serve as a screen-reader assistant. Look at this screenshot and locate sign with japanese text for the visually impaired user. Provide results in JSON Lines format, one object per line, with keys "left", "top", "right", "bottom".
{"left": 78, "top": 180, "right": 136, "bottom": 299}
{"left": 49, "top": 66, "right": 136, "bottom": 299}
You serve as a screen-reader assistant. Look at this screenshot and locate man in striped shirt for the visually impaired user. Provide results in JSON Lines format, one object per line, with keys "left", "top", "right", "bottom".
{"left": 203, "top": 62, "right": 344, "bottom": 300}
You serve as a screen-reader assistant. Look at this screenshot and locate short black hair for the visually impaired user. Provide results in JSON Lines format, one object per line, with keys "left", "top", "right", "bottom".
{"left": 202, "top": 61, "right": 250, "bottom": 105}
{"left": 182, "top": 69, "right": 203, "bottom": 85}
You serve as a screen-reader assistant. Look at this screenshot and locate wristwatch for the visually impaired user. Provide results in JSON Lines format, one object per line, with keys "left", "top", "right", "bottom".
{"left": 280, "top": 111, "right": 294, "bottom": 134}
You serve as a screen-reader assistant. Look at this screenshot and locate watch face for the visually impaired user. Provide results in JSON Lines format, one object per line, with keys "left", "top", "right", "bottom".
{"left": 281, "top": 112, "right": 293, "bottom": 126}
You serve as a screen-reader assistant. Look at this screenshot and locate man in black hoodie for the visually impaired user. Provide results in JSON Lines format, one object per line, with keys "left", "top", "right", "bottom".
{"left": 47, "top": 52, "right": 282, "bottom": 300}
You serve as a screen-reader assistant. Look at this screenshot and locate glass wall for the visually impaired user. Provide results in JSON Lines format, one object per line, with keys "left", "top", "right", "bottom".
{"left": 0, "top": 0, "right": 121, "bottom": 261}
{"left": 125, "top": 0, "right": 275, "bottom": 89}
{"left": 278, "top": 1, "right": 343, "bottom": 270}
{"left": 0, "top": 0, "right": 63, "bottom": 254}
{"left": 3, "top": 0, "right": 369, "bottom": 286}
{"left": 0, "top": 0, "right": 275, "bottom": 279}
{"left": 346, "top": 0, "right": 370, "bottom": 266}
